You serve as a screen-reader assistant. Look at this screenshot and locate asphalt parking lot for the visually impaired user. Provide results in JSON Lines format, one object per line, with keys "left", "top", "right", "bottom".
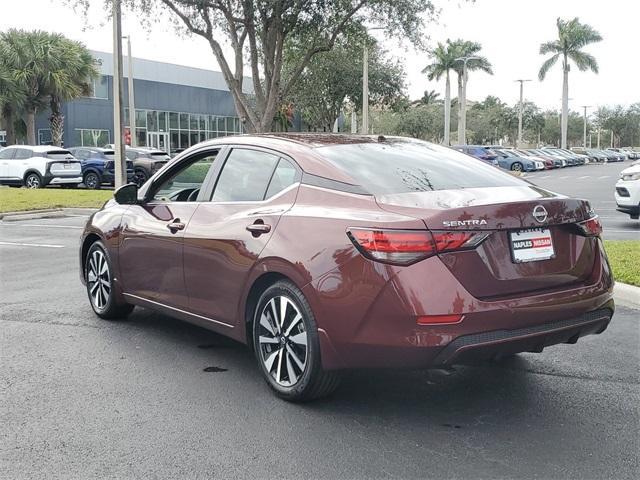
{"left": 524, "top": 160, "right": 639, "bottom": 240}
{"left": 0, "top": 211, "right": 638, "bottom": 479}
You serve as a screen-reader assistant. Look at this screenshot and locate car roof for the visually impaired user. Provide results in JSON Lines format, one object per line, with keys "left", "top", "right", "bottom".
{"left": 71, "top": 146, "right": 112, "bottom": 152}
{"left": 12, "top": 145, "right": 69, "bottom": 152}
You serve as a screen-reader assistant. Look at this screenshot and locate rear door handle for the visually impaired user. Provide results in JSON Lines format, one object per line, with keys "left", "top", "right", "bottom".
{"left": 167, "top": 219, "right": 186, "bottom": 233}
{"left": 246, "top": 222, "right": 271, "bottom": 236}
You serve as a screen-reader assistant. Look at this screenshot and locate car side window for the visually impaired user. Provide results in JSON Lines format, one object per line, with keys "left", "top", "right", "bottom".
{"left": 212, "top": 149, "right": 280, "bottom": 202}
{"left": 125, "top": 151, "right": 136, "bottom": 160}
{"left": 14, "top": 149, "right": 33, "bottom": 160}
{"left": 152, "top": 151, "right": 218, "bottom": 202}
{"left": 264, "top": 158, "right": 299, "bottom": 199}
{"left": 0, "top": 148, "right": 15, "bottom": 160}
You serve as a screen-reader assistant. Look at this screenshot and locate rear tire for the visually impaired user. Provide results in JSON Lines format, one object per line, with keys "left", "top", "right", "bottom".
{"left": 24, "top": 172, "right": 43, "bottom": 189}
{"left": 253, "top": 280, "right": 340, "bottom": 402}
{"left": 85, "top": 241, "right": 133, "bottom": 320}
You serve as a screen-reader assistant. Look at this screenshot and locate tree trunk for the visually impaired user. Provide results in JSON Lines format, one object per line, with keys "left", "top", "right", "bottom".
{"left": 561, "top": 57, "right": 569, "bottom": 150}
{"left": 444, "top": 71, "right": 451, "bottom": 145}
{"left": 2, "top": 106, "right": 16, "bottom": 145}
{"left": 26, "top": 109, "right": 37, "bottom": 145}
{"left": 49, "top": 97, "right": 64, "bottom": 147}
{"left": 457, "top": 74, "right": 463, "bottom": 143}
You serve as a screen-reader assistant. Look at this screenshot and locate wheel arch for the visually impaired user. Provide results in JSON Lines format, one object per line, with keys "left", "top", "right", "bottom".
{"left": 23, "top": 169, "right": 43, "bottom": 182}
{"left": 80, "top": 232, "right": 103, "bottom": 279}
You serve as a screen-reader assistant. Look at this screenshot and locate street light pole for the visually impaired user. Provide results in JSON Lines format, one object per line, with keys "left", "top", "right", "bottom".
{"left": 455, "top": 56, "right": 479, "bottom": 145}
{"left": 123, "top": 35, "right": 136, "bottom": 147}
{"left": 580, "top": 105, "right": 591, "bottom": 148}
{"left": 112, "top": 0, "right": 126, "bottom": 188}
{"left": 515, "top": 79, "right": 531, "bottom": 147}
{"left": 362, "top": 43, "right": 369, "bottom": 134}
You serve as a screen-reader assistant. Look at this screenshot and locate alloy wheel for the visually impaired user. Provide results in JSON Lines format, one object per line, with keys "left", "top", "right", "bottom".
{"left": 257, "top": 295, "right": 308, "bottom": 387}
{"left": 511, "top": 162, "right": 523, "bottom": 172}
{"left": 25, "top": 174, "right": 41, "bottom": 188}
{"left": 85, "top": 173, "right": 99, "bottom": 189}
{"left": 87, "top": 249, "right": 111, "bottom": 311}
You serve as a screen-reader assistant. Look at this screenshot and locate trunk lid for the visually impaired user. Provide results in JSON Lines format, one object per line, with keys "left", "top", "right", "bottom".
{"left": 376, "top": 185, "right": 598, "bottom": 299}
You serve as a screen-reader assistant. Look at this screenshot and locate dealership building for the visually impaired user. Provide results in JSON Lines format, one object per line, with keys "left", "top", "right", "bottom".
{"left": 32, "top": 50, "right": 250, "bottom": 152}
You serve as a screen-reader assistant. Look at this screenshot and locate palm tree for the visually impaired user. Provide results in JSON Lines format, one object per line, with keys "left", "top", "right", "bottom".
{"left": 538, "top": 18, "right": 602, "bottom": 149}
{"left": 422, "top": 41, "right": 459, "bottom": 145}
{"left": 449, "top": 40, "right": 493, "bottom": 144}
{"left": 0, "top": 30, "right": 97, "bottom": 146}
{"left": 42, "top": 36, "right": 97, "bottom": 146}
{"left": 420, "top": 89, "right": 440, "bottom": 105}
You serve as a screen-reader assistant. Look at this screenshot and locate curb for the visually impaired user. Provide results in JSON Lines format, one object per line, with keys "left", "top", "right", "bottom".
{"left": 614, "top": 282, "right": 640, "bottom": 310}
{"left": 0, "top": 207, "right": 98, "bottom": 222}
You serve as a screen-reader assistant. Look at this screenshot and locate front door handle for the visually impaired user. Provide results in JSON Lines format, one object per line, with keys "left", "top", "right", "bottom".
{"left": 167, "top": 219, "right": 186, "bottom": 233}
{"left": 246, "top": 222, "right": 271, "bottom": 237}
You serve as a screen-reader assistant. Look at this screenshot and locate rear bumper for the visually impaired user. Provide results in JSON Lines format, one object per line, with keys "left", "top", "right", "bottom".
{"left": 47, "top": 175, "right": 83, "bottom": 185}
{"left": 431, "top": 306, "right": 612, "bottom": 365}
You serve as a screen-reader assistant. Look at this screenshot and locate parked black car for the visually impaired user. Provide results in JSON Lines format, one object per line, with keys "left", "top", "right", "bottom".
{"left": 68, "top": 147, "right": 135, "bottom": 189}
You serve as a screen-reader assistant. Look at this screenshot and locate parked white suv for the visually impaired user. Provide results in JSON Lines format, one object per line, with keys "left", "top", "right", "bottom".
{"left": 615, "top": 163, "right": 640, "bottom": 220}
{"left": 0, "top": 145, "right": 82, "bottom": 188}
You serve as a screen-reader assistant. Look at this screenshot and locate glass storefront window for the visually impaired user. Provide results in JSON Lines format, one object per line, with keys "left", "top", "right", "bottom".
{"left": 147, "top": 111, "right": 158, "bottom": 132}
{"left": 75, "top": 129, "right": 110, "bottom": 147}
{"left": 136, "top": 110, "right": 146, "bottom": 128}
{"left": 180, "top": 132, "right": 189, "bottom": 149}
{"left": 170, "top": 131, "right": 179, "bottom": 151}
{"left": 158, "top": 112, "right": 167, "bottom": 132}
{"left": 190, "top": 114, "right": 199, "bottom": 130}
{"left": 136, "top": 128, "right": 147, "bottom": 147}
{"left": 169, "top": 112, "right": 179, "bottom": 129}
{"left": 190, "top": 132, "right": 199, "bottom": 146}
{"left": 199, "top": 115, "right": 206, "bottom": 130}
{"left": 180, "top": 113, "right": 189, "bottom": 129}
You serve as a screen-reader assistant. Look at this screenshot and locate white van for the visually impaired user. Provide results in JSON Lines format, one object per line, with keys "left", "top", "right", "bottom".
{"left": 0, "top": 145, "right": 82, "bottom": 188}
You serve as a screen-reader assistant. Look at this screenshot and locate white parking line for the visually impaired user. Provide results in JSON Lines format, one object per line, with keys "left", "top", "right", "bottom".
{"left": 598, "top": 176, "right": 611, "bottom": 179}
{"left": 559, "top": 176, "right": 570, "bottom": 179}
{"left": 578, "top": 176, "right": 590, "bottom": 179}
{"left": 0, "top": 224, "right": 83, "bottom": 229}
{"left": 0, "top": 241, "right": 64, "bottom": 248}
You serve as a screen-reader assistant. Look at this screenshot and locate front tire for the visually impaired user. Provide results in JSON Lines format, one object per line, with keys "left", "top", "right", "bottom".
{"left": 133, "top": 169, "right": 148, "bottom": 187}
{"left": 510, "top": 162, "right": 523, "bottom": 172}
{"left": 253, "top": 280, "right": 340, "bottom": 402}
{"left": 85, "top": 241, "right": 133, "bottom": 319}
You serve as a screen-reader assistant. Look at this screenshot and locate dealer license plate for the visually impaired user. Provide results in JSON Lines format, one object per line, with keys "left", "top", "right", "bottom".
{"left": 510, "top": 228, "right": 555, "bottom": 263}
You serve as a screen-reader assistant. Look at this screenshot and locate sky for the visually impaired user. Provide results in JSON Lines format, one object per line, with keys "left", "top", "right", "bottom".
{"left": 1, "top": 0, "right": 638, "bottom": 113}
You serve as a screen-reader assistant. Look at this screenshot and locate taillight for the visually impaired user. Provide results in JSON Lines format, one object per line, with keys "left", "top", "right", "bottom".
{"left": 347, "top": 228, "right": 489, "bottom": 265}
{"left": 576, "top": 216, "right": 602, "bottom": 237}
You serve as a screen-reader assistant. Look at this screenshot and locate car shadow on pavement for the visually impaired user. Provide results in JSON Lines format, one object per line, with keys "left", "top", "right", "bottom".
{"left": 120, "top": 306, "right": 547, "bottom": 418}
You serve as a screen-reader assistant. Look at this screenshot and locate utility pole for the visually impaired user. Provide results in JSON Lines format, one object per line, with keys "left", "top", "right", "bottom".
{"left": 124, "top": 35, "right": 136, "bottom": 147}
{"left": 361, "top": 44, "right": 369, "bottom": 134}
{"left": 112, "top": 0, "right": 126, "bottom": 188}
{"left": 580, "top": 105, "right": 591, "bottom": 148}
{"left": 515, "top": 79, "right": 531, "bottom": 148}
{"left": 455, "top": 56, "right": 479, "bottom": 145}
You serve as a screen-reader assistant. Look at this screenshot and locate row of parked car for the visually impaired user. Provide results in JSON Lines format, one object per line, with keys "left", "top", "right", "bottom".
{"left": 0, "top": 145, "right": 171, "bottom": 189}
{"left": 453, "top": 145, "right": 638, "bottom": 172}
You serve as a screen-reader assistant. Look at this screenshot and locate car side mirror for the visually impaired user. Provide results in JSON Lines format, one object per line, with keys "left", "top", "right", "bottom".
{"left": 114, "top": 183, "right": 139, "bottom": 205}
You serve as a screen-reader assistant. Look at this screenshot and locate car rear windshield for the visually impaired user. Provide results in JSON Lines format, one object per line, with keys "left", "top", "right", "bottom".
{"left": 316, "top": 140, "right": 523, "bottom": 195}
{"left": 46, "top": 150, "right": 73, "bottom": 160}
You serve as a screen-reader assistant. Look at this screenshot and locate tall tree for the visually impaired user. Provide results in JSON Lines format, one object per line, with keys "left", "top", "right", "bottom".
{"left": 68, "top": 0, "right": 436, "bottom": 133}
{"left": 284, "top": 34, "right": 405, "bottom": 132}
{"left": 449, "top": 39, "right": 492, "bottom": 144}
{"left": 42, "top": 36, "right": 97, "bottom": 146}
{"left": 0, "top": 37, "right": 26, "bottom": 145}
{"left": 422, "top": 40, "right": 458, "bottom": 144}
{"left": 538, "top": 17, "right": 602, "bottom": 149}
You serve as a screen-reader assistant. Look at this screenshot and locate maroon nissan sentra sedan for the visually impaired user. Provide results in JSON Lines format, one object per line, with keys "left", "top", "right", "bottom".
{"left": 80, "top": 134, "right": 614, "bottom": 401}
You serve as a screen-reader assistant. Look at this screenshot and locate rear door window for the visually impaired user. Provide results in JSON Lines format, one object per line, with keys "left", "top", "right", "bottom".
{"left": 14, "top": 149, "right": 33, "bottom": 160}
{"left": 316, "top": 140, "right": 523, "bottom": 195}
{"left": 212, "top": 149, "right": 280, "bottom": 202}
{"left": 264, "top": 158, "right": 299, "bottom": 199}
{"left": 46, "top": 150, "right": 73, "bottom": 161}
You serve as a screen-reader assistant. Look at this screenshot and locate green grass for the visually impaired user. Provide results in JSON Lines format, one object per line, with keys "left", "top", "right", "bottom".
{"left": 0, "top": 188, "right": 113, "bottom": 213}
{"left": 604, "top": 240, "right": 640, "bottom": 287}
